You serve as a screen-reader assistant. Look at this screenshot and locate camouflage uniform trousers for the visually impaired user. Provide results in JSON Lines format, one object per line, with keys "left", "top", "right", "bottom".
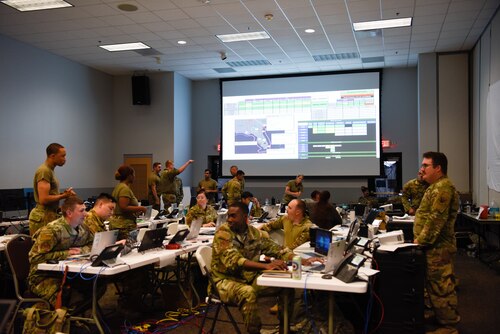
{"left": 425, "top": 247, "right": 460, "bottom": 325}
{"left": 161, "top": 193, "right": 177, "bottom": 210}
{"left": 28, "top": 206, "right": 60, "bottom": 236}
{"left": 29, "top": 274, "right": 103, "bottom": 310}
{"left": 215, "top": 277, "right": 294, "bottom": 334}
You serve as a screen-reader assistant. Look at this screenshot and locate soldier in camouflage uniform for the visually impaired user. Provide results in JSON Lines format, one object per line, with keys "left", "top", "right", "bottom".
{"left": 185, "top": 190, "right": 218, "bottom": 227}
{"left": 83, "top": 193, "right": 116, "bottom": 234}
{"left": 28, "top": 197, "right": 93, "bottom": 307}
{"left": 222, "top": 170, "right": 245, "bottom": 205}
{"left": 259, "top": 199, "right": 312, "bottom": 252}
{"left": 109, "top": 165, "right": 147, "bottom": 240}
{"left": 241, "top": 191, "right": 264, "bottom": 218}
{"left": 358, "top": 186, "right": 378, "bottom": 208}
{"left": 159, "top": 159, "right": 193, "bottom": 209}
{"left": 414, "top": 152, "right": 460, "bottom": 334}
{"left": 148, "top": 162, "right": 162, "bottom": 210}
{"left": 282, "top": 175, "right": 304, "bottom": 205}
{"left": 212, "top": 202, "right": 315, "bottom": 334}
{"left": 197, "top": 169, "right": 219, "bottom": 204}
{"left": 29, "top": 143, "right": 76, "bottom": 236}
{"left": 174, "top": 176, "right": 184, "bottom": 207}
{"left": 402, "top": 170, "right": 429, "bottom": 215}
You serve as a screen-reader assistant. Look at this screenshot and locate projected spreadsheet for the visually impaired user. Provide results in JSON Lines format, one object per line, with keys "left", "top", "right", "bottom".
{"left": 223, "top": 90, "right": 378, "bottom": 160}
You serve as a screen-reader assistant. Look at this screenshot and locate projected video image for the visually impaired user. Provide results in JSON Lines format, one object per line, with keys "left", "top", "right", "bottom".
{"left": 221, "top": 72, "right": 382, "bottom": 176}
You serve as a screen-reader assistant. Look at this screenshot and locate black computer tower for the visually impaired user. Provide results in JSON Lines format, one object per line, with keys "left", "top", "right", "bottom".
{"left": 373, "top": 248, "right": 425, "bottom": 333}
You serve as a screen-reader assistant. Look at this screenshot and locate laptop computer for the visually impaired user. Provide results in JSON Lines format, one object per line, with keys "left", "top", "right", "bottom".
{"left": 91, "top": 243, "right": 124, "bottom": 267}
{"left": 70, "top": 230, "right": 118, "bottom": 259}
{"left": 138, "top": 228, "right": 167, "bottom": 252}
{"left": 305, "top": 239, "right": 346, "bottom": 273}
{"left": 301, "top": 228, "right": 332, "bottom": 258}
{"left": 167, "top": 228, "right": 190, "bottom": 245}
{"left": 186, "top": 218, "right": 202, "bottom": 240}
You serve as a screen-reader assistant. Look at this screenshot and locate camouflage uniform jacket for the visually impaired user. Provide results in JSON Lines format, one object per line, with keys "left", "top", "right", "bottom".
{"left": 223, "top": 177, "right": 242, "bottom": 205}
{"left": 185, "top": 204, "right": 218, "bottom": 226}
{"left": 174, "top": 176, "right": 184, "bottom": 204}
{"left": 402, "top": 178, "right": 429, "bottom": 213}
{"left": 159, "top": 168, "right": 180, "bottom": 194}
{"left": 83, "top": 209, "right": 106, "bottom": 235}
{"left": 414, "top": 176, "right": 458, "bottom": 251}
{"left": 211, "top": 223, "right": 293, "bottom": 284}
{"left": 282, "top": 180, "right": 304, "bottom": 204}
{"left": 29, "top": 217, "right": 93, "bottom": 283}
{"left": 261, "top": 215, "right": 313, "bottom": 250}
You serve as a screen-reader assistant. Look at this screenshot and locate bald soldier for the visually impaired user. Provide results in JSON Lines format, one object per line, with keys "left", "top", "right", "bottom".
{"left": 28, "top": 196, "right": 93, "bottom": 307}
{"left": 29, "top": 143, "right": 76, "bottom": 236}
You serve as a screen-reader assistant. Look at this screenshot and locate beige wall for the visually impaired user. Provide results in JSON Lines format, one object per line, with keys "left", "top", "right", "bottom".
{"left": 418, "top": 52, "right": 470, "bottom": 193}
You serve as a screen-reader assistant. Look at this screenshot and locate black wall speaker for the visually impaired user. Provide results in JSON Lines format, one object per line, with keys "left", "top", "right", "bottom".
{"left": 132, "top": 75, "right": 150, "bottom": 105}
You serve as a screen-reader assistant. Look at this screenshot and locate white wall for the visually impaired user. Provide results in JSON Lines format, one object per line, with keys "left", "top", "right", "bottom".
{"left": 0, "top": 34, "right": 114, "bottom": 192}
{"left": 472, "top": 9, "right": 500, "bottom": 206}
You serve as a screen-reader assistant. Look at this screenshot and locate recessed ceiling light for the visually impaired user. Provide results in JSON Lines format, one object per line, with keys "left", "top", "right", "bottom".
{"left": 177, "top": 40, "right": 187, "bottom": 45}
{"left": 99, "top": 42, "right": 150, "bottom": 52}
{"left": 216, "top": 31, "right": 270, "bottom": 43}
{"left": 1, "top": 0, "right": 73, "bottom": 11}
{"left": 305, "top": 29, "right": 315, "bottom": 34}
{"left": 353, "top": 17, "right": 412, "bottom": 31}
{"left": 117, "top": 4, "right": 138, "bottom": 12}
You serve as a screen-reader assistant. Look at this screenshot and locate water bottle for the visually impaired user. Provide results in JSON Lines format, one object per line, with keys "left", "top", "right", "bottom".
{"left": 489, "top": 200, "right": 499, "bottom": 218}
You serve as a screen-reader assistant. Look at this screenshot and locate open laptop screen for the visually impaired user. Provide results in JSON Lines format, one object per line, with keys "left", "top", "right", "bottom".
{"left": 314, "top": 228, "right": 332, "bottom": 256}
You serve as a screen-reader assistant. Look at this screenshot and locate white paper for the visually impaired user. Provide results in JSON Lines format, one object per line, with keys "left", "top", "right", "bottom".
{"left": 377, "top": 243, "right": 418, "bottom": 252}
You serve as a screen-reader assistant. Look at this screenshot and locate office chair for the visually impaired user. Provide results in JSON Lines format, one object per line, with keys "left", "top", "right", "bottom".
{"left": 4, "top": 234, "right": 51, "bottom": 334}
{"left": 194, "top": 245, "right": 242, "bottom": 334}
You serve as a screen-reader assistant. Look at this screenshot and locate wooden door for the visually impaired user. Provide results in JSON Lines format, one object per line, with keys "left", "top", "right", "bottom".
{"left": 123, "top": 155, "right": 152, "bottom": 203}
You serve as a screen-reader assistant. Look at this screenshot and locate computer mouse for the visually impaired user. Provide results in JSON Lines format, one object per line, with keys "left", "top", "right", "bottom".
{"left": 311, "top": 261, "right": 323, "bottom": 266}
{"left": 321, "top": 274, "right": 333, "bottom": 279}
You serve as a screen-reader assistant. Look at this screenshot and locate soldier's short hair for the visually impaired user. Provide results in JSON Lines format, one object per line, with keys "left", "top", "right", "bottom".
{"left": 294, "top": 199, "right": 306, "bottom": 215}
{"left": 423, "top": 151, "right": 448, "bottom": 175}
{"left": 241, "top": 191, "right": 253, "bottom": 199}
{"left": 229, "top": 201, "right": 249, "bottom": 215}
{"left": 310, "top": 190, "right": 320, "bottom": 199}
{"left": 236, "top": 170, "right": 245, "bottom": 176}
{"left": 204, "top": 169, "right": 212, "bottom": 174}
{"left": 61, "top": 196, "right": 84, "bottom": 216}
{"left": 46, "top": 143, "right": 64, "bottom": 156}
{"left": 95, "top": 193, "right": 116, "bottom": 205}
{"left": 153, "top": 162, "right": 161, "bottom": 168}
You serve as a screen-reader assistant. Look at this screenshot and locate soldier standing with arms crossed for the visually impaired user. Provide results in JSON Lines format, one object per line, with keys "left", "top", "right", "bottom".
{"left": 414, "top": 152, "right": 460, "bottom": 334}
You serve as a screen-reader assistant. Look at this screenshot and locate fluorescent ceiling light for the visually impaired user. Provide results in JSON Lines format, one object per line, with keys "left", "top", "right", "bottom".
{"left": 1, "top": 0, "right": 73, "bottom": 11}
{"left": 353, "top": 17, "right": 412, "bottom": 31}
{"left": 216, "top": 31, "right": 270, "bottom": 43}
{"left": 305, "top": 29, "right": 315, "bottom": 34}
{"left": 99, "top": 42, "right": 150, "bottom": 52}
{"left": 177, "top": 40, "right": 187, "bottom": 45}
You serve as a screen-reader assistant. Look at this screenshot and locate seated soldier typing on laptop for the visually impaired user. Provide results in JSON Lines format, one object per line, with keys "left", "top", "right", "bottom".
{"left": 185, "top": 190, "right": 218, "bottom": 227}
{"left": 28, "top": 196, "right": 98, "bottom": 308}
